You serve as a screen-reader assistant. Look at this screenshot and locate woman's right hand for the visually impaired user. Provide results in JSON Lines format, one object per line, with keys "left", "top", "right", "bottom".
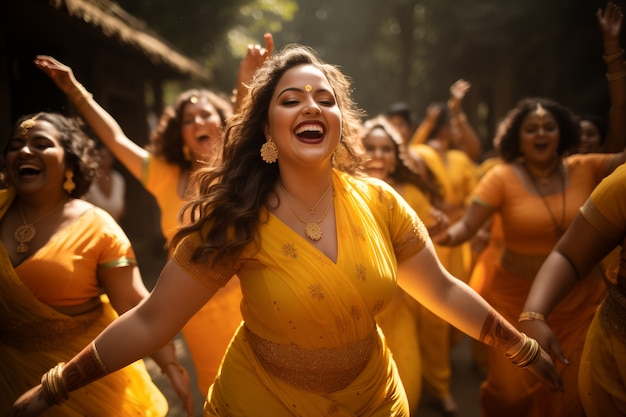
{"left": 33, "top": 55, "right": 78, "bottom": 95}
{"left": 519, "top": 319, "right": 569, "bottom": 366}
{"left": 597, "top": 2, "right": 623, "bottom": 42}
{"left": 7, "top": 385, "right": 51, "bottom": 417}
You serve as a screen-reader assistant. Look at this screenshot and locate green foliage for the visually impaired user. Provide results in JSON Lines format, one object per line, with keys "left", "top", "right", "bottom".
{"left": 114, "top": 0, "right": 613, "bottom": 138}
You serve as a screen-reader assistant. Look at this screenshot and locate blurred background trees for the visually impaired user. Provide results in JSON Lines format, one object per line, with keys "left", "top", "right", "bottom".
{"left": 116, "top": 0, "right": 621, "bottom": 152}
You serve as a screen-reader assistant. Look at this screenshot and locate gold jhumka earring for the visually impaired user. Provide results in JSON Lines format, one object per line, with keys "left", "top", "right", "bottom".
{"left": 63, "top": 170, "right": 76, "bottom": 194}
{"left": 333, "top": 141, "right": 347, "bottom": 165}
{"left": 260, "top": 136, "right": 278, "bottom": 163}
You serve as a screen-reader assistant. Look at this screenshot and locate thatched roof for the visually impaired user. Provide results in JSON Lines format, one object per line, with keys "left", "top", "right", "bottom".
{"left": 51, "top": 0, "right": 211, "bottom": 81}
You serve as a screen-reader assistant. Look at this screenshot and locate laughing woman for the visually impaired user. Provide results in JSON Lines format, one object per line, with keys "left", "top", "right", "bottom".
{"left": 0, "top": 112, "right": 191, "bottom": 416}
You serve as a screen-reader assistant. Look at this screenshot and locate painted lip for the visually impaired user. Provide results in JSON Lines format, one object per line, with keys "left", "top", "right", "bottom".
{"left": 293, "top": 121, "right": 326, "bottom": 144}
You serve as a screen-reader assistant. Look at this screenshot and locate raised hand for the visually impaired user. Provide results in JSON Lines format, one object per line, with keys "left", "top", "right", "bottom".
{"left": 597, "top": 2, "right": 624, "bottom": 43}
{"left": 33, "top": 55, "right": 79, "bottom": 95}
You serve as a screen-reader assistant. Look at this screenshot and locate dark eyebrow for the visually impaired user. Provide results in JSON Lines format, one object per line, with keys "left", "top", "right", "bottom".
{"left": 277, "top": 87, "right": 304, "bottom": 98}
{"left": 277, "top": 86, "right": 332, "bottom": 99}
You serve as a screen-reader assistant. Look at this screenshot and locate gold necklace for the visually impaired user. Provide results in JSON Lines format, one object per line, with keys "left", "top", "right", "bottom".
{"left": 525, "top": 161, "right": 560, "bottom": 187}
{"left": 14, "top": 199, "right": 68, "bottom": 253}
{"left": 279, "top": 185, "right": 334, "bottom": 241}
{"left": 524, "top": 163, "right": 566, "bottom": 237}
{"left": 279, "top": 182, "right": 333, "bottom": 214}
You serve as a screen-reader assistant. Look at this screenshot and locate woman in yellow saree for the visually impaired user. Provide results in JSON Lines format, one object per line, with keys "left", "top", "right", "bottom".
{"left": 0, "top": 112, "right": 190, "bottom": 416}
{"left": 10, "top": 45, "right": 562, "bottom": 417}
{"left": 360, "top": 115, "right": 448, "bottom": 414}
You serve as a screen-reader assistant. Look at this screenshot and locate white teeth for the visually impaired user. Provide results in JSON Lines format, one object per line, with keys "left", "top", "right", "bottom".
{"left": 18, "top": 163, "right": 40, "bottom": 171}
{"left": 295, "top": 124, "right": 324, "bottom": 135}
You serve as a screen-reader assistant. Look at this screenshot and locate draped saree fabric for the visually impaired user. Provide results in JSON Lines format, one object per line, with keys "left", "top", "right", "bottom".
{"left": 578, "top": 162, "right": 626, "bottom": 417}
{"left": 0, "top": 188, "right": 167, "bottom": 416}
{"left": 173, "top": 170, "right": 429, "bottom": 416}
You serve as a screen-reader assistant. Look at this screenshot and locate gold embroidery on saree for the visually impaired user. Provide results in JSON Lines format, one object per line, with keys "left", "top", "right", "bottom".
{"left": 245, "top": 326, "right": 376, "bottom": 393}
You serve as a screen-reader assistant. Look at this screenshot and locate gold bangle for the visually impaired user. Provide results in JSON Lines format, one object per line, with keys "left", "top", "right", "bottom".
{"left": 67, "top": 83, "right": 93, "bottom": 104}
{"left": 607, "top": 71, "right": 626, "bottom": 81}
{"left": 603, "top": 49, "right": 624, "bottom": 63}
{"left": 518, "top": 311, "right": 546, "bottom": 322}
{"left": 40, "top": 363, "right": 69, "bottom": 405}
{"left": 504, "top": 333, "right": 541, "bottom": 368}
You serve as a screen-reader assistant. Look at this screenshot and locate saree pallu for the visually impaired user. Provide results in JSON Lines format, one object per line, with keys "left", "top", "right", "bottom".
{"left": 577, "top": 164, "right": 626, "bottom": 417}
{"left": 0, "top": 285, "right": 167, "bottom": 417}
{"left": 579, "top": 293, "right": 626, "bottom": 417}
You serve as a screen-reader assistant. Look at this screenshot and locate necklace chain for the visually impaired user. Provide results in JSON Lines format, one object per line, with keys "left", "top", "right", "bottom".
{"left": 525, "top": 161, "right": 560, "bottom": 187}
{"left": 14, "top": 199, "right": 68, "bottom": 253}
{"left": 279, "top": 182, "right": 333, "bottom": 214}
{"left": 524, "top": 163, "right": 566, "bottom": 237}
{"left": 279, "top": 184, "right": 334, "bottom": 241}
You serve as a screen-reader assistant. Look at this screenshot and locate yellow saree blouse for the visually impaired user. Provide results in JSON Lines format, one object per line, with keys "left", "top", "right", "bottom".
{"left": 173, "top": 170, "right": 428, "bottom": 416}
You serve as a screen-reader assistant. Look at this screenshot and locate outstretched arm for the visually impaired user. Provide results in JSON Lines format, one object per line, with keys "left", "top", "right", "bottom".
{"left": 433, "top": 200, "right": 494, "bottom": 246}
{"left": 34, "top": 56, "right": 147, "bottom": 180}
{"left": 398, "top": 241, "right": 563, "bottom": 392}
{"left": 9, "top": 260, "right": 218, "bottom": 417}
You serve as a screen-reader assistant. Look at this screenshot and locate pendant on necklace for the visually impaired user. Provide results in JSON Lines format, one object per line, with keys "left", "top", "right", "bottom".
{"left": 304, "top": 223, "right": 323, "bottom": 241}
{"left": 14, "top": 223, "right": 36, "bottom": 253}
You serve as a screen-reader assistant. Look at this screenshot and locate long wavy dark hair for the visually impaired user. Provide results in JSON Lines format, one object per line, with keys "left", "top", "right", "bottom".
{"left": 171, "top": 44, "right": 366, "bottom": 266}
{"left": 147, "top": 89, "right": 233, "bottom": 170}
{"left": 362, "top": 115, "right": 443, "bottom": 208}
{"left": 4, "top": 112, "right": 98, "bottom": 198}
{"left": 496, "top": 97, "right": 580, "bottom": 162}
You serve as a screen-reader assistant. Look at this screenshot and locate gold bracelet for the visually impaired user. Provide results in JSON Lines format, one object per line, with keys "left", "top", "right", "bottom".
{"left": 40, "top": 363, "right": 69, "bottom": 405}
{"left": 603, "top": 49, "right": 624, "bottom": 63}
{"left": 504, "top": 333, "right": 541, "bottom": 368}
{"left": 518, "top": 311, "right": 546, "bottom": 322}
{"left": 607, "top": 71, "right": 626, "bottom": 81}
{"left": 67, "top": 83, "right": 93, "bottom": 104}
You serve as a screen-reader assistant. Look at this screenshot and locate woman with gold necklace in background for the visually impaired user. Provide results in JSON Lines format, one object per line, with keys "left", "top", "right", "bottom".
{"left": 434, "top": 96, "right": 626, "bottom": 417}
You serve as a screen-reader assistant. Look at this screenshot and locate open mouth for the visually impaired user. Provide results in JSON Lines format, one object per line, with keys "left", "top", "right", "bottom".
{"left": 17, "top": 164, "right": 42, "bottom": 178}
{"left": 295, "top": 123, "right": 325, "bottom": 140}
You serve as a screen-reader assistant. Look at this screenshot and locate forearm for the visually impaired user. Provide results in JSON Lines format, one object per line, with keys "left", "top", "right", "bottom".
{"left": 37, "top": 304, "right": 174, "bottom": 406}
{"left": 522, "top": 252, "right": 586, "bottom": 319}
{"left": 454, "top": 114, "right": 482, "bottom": 161}
{"left": 438, "top": 219, "right": 472, "bottom": 246}
{"left": 603, "top": 39, "right": 626, "bottom": 152}
{"left": 64, "top": 80, "right": 147, "bottom": 179}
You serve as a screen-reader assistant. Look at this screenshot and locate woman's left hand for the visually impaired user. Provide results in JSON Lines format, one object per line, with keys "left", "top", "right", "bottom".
{"left": 162, "top": 362, "right": 194, "bottom": 417}
{"left": 8, "top": 385, "right": 51, "bottom": 417}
